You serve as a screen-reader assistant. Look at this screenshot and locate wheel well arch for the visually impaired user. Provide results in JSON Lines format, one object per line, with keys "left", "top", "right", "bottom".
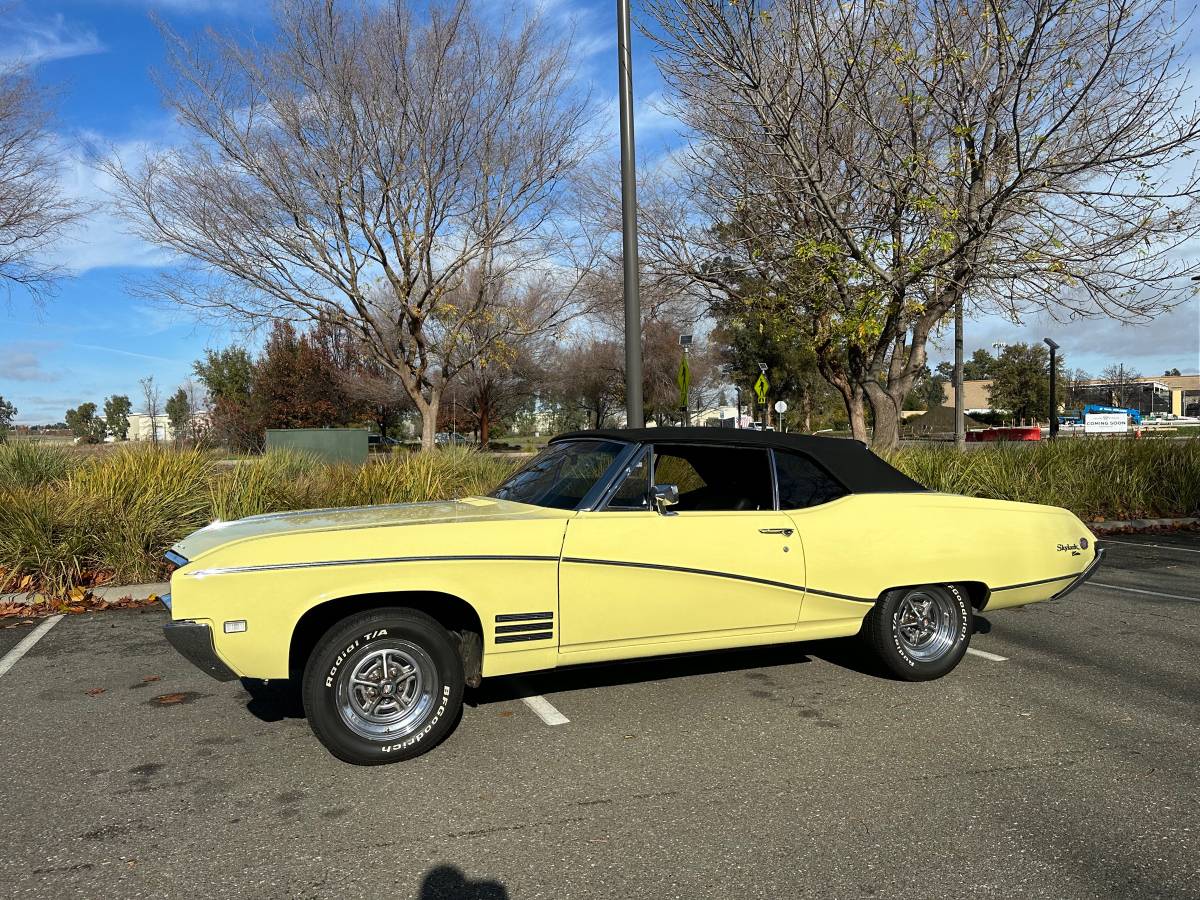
{"left": 289, "top": 591, "right": 484, "bottom": 685}
{"left": 875, "top": 581, "right": 990, "bottom": 610}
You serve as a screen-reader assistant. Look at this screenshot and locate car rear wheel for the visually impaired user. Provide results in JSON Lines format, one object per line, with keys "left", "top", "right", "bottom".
{"left": 861, "top": 584, "right": 972, "bottom": 681}
{"left": 302, "top": 608, "right": 463, "bottom": 765}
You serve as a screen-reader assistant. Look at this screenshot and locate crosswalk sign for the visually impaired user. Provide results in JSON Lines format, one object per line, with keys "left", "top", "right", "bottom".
{"left": 677, "top": 354, "right": 691, "bottom": 408}
{"left": 753, "top": 373, "right": 769, "bottom": 405}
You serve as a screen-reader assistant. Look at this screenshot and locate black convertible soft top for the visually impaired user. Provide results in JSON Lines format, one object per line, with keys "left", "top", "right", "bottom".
{"left": 550, "top": 427, "right": 926, "bottom": 495}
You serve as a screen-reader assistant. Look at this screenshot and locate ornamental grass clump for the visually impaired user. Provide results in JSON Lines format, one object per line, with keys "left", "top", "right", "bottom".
{"left": 209, "top": 449, "right": 321, "bottom": 521}
{"left": 0, "top": 486, "right": 92, "bottom": 597}
{"left": 69, "top": 446, "right": 216, "bottom": 584}
{"left": 0, "top": 440, "right": 77, "bottom": 489}
{"left": 888, "top": 438, "right": 1200, "bottom": 520}
{"left": 311, "top": 449, "right": 516, "bottom": 508}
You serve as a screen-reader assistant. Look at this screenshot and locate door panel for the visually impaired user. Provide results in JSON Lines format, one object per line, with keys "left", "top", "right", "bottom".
{"left": 558, "top": 510, "right": 806, "bottom": 651}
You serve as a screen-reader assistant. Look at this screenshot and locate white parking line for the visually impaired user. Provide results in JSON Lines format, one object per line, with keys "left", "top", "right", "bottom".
{"left": 1089, "top": 582, "right": 1200, "bottom": 603}
{"left": 0, "top": 615, "right": 64, "bottom": 679}
{"left": 1101, "top": 539, "right": 1200, "bottom": 554}
{"left": 521, "top": 694, "right": 570, "bottom": 726}
{"left": 966, "top": 647, "right": 1008, "bottom": 662}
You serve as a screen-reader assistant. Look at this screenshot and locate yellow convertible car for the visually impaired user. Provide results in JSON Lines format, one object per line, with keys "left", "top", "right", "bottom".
{"left": 161, "top": 428, "right": 1103, "bottom": 764}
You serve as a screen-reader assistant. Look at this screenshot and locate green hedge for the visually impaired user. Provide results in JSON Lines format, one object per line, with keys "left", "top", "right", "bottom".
{"left": 0, "top": 444, "right": 514, "bottom": 598}
{"left": 2, "top": 438, "right": 1197, "bottom": 601}
{"left": 886, "top": 439, "right": 1200, "bottom": 522}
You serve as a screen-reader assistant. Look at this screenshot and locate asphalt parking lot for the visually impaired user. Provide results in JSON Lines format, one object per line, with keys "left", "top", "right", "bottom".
{"left": 1, "top": 533, "right": 1197, "bottom": 899}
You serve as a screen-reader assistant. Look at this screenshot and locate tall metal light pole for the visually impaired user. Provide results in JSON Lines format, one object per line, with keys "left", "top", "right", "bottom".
{"left": 953, "top": 297, "right": 965, "bottom": 448}
{"left": 1044, "top": 337, "right": 1060, "bottom": 440}
{"left": 617, "top": 0, "right": 644, "bottom": 428}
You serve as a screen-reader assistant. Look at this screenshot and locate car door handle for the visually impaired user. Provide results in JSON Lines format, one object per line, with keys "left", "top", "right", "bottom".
{"left": 758, "top": 528, "right": 794, "bottom": 536}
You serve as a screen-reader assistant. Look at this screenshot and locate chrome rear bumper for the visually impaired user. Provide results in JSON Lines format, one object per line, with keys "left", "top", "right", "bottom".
{"left": 1051, "top": 547, "right": 1106, "bottom": 602}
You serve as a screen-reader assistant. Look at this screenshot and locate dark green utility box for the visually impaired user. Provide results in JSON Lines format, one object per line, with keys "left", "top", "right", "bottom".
{"left": 265, "top": 428, "right": 369, "bottom": 465}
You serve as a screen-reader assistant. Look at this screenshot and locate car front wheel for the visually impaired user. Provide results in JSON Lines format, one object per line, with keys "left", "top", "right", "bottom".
{"left": 302, "top": 608, "right": 464, "bottom": 764}
{"left": 862, "top": 584, "right": 972, "bottom": 681}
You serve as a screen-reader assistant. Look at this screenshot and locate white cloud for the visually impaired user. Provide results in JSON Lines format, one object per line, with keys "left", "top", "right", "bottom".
{"left": 38, "top": 128, "right": 181, "bottom": 274}
{"left": 927, "top": 299, "right": 1200, "bottom": 377}
{"left": 0, "top": 347, "right": 61, "bottom": 382}
{"left": 0, "top": 12, "right": 104, "bottom": 67}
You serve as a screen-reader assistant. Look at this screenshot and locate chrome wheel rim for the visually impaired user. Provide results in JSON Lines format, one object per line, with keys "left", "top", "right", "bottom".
{"left": 893, "top": 590, "right": 958, "bottom": 662}
{"left": 334, "top": 641, "right": 438, "bottom": 741}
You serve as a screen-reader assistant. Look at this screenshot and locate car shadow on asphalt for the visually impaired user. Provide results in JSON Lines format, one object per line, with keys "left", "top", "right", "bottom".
{"left": 241, "top": 678, "right": 305, "bottom": 721}
{"left": 238, "top": 622, "right": 997, "bottom": 721}
{"left": 471, "top": 638, "right": 903, "bottom": 707}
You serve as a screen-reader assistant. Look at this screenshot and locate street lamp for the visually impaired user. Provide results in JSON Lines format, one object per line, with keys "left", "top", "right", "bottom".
{"left": 1044, "top": 337, "right": 1060, "bottom": 439}
{"left": 617, "top": 0, "right": 643, "bottom": 428}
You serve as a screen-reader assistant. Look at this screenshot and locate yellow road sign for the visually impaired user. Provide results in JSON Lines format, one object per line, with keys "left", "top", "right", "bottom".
{"left": 753, "top": 373, "right": 769, "bottom": 405}
{"left": 677, "top": 354, "right": 691, "bottom": 408}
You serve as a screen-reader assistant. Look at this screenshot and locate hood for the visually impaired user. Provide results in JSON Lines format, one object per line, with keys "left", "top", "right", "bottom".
{"left": 171, "top": 497, "right": 560, "bottom": 562}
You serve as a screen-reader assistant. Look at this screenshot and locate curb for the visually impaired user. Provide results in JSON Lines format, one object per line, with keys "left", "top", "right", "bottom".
{"left": 1089, "top": 518, "right": 1199, "bottom": 535}
{"left": 0, "top": 582, "right": 169, "bottom": 608}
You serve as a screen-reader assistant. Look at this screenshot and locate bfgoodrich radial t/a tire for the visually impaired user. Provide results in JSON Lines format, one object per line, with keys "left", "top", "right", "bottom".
{"left": 302, "top": 608, "right": 463, "bottom": 765}
{"left": 862, "top": 584, "right": 972, "bottom": 681}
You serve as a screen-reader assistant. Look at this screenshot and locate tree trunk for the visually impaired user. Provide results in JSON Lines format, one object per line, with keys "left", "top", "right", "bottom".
{"left": 824, "top": 376, "right": 867, "bottom": 442}
{"left": 418, "top": 393, "right": 441, "bottom": 451}
{"left": 863, "top": 376, "right": 919, "bottom": 452}
{"left": 479, "top": 403, "right": 491, "bottom": 448}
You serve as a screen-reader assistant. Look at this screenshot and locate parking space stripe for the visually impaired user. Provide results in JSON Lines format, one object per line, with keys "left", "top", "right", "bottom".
{"left": 1101, "top": 539, "right": 1200, "bottom": 554}
{"left": 521, "top": 694, "right": 570, "bottom": 726}
{"left": 1088, "top": 582, "right": 1200, "bottom": 603}
{"left": 0, "top": 615, "right": 64, "bottom": 679}
{"left": 966, "top": 647, "right": 1008, "bottom": 662}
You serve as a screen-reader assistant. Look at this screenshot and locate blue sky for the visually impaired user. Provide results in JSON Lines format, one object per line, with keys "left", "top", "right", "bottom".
{"left": 0, "top": 0, "right": 1196, "bottom": 424}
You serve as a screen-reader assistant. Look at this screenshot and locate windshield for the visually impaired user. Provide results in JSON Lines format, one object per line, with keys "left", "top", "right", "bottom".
{"left": 490, "top": 440, "right": 626, "bottom": 509}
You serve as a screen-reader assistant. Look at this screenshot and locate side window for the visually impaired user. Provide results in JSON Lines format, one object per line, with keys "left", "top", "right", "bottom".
{"left": 652, "top": 444, "right": 774, "bottom": 512}
{"left": 604, "top": 449, "right": 652, "bottom": 510}
{"left": 774, "top": 450, "right": 847, "bottom": 509}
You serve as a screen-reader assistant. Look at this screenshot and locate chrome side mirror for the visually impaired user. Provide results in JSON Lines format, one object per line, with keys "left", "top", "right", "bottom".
{"left": 652, "top": 483, "right": 679, "bottom": 516}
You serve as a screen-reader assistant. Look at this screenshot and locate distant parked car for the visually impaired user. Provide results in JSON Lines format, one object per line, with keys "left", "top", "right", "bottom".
{"left": 367, "top": 434, "right": 402, "bottom": 451}
{"left": 434, "top": 432, "right": 470, "bottom": 447}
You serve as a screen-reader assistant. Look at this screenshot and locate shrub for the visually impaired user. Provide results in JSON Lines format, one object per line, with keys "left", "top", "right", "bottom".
{"left": 0, "top": 487, "right": 92, "bottom": 597}
{"left": 309, "top": 449, "right": 515, "bottom": 508}
{"left": 0, "top": 441, "right": 76, "bottom": 489}
{"left": 887, "top": 438, "right": 1200, "bottom": 520}
{"left": 69, "top": 446, "right": 217, "bottom": 584}
{"left": 209, "top": 449, "right": 321, "bottom": 520}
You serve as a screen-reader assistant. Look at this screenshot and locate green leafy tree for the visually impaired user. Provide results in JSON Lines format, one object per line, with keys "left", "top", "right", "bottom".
{"left": 194, "top": 347, "right": 257, "bottom": 450}
{"left": 165, "top": 388, "right": 192, "bottom": 444}
{"left": 904, "top": 366, "right": 949, "bottom": 411}
{"left": 710, "top": 264, "right": 842, "bottom": 431}
{"left": 0, "top": 395, "right": 16, "bottom": 440}
{"left": 250, "top": 321, "right": 353, "bottom": 432}
{"left": 65, "top": 402, "right": 106, "bottom": 443}
{"left": 987, "top": 344, "right": 1065, "bottom": 421}
{"left": 103, "top": 395, "right": 132, "bottom": 441}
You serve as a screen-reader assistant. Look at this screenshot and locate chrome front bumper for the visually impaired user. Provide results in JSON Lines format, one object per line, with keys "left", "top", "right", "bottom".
{"left": 162, "top": 620, "right": 238, "bottom": 682}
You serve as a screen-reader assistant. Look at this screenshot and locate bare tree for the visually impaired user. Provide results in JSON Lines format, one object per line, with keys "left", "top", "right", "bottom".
{"left": 549, "top": 338, "right": 625, "bottom": 429}
{"left": 106, "top": 0, "right": 597, "bottom": 449}
{"left": 140, "top": 376, "right": 162, "bottom": 445}
{"left": 1100, "top": 363, "right": 1143, "bottom": 409}
{"left": 0, "top": 56, "right": 86, "bottom": 301}
{"left": 642, "top": 0, "right": 1200, "bottom": 448}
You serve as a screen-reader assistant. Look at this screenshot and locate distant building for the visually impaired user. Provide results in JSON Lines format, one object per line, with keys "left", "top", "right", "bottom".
{"left": 123, "top": 411, "right": 210, "bottom": 442}
{"left": 942, "top": 373, "right": 1200, "bottom": 417}
{"left": 125, "top": 413, "right": 169, "bottom": 442}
